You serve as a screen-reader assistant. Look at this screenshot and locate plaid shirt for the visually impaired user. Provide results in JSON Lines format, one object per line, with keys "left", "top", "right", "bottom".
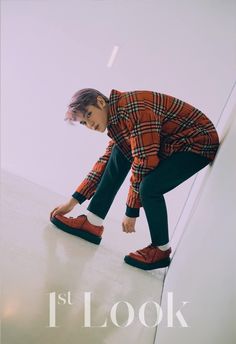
{"left": 72, "top": 89, "right": 219, "bottom": 217}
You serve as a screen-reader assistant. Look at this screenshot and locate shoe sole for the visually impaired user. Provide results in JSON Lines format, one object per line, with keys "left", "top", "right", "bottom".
{"left": 50, "top": 217, "right": 102, "bottom": 245}
{"left": 124, "top": 255, "right": 171, "bottom": 270}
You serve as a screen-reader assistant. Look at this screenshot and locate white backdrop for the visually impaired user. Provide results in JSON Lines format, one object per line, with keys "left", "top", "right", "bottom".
{"left": 1, "top": 0, "right": 236, "bottom": 237}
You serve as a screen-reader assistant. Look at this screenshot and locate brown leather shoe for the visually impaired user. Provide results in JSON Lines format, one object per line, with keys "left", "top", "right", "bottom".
{"left": 50, "top": 214, "right": 103, "bottom": 245}
{"left": 124, "top": 244, "right": 171, "bottom": 270}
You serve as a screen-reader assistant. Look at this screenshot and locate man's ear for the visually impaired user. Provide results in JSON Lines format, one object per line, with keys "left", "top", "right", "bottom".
{"left": 97, "top": 96, "right": 106, "bottom": 108}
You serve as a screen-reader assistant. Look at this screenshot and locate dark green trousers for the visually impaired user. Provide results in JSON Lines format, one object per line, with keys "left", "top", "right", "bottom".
{"left": 87, "top": 145, "right": 211, "bottom": 246}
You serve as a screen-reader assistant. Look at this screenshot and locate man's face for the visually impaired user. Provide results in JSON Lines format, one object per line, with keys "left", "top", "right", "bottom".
{"left": 73, "top": 96, "right": 109, "bottom": 133}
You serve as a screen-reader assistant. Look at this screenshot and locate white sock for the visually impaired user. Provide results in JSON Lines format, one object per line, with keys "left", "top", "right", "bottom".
{"left": 86, "top": 211, "right": 103, "bottom": 226}
{"left": 158, "top": 243, "right": 170, "bottom": 251}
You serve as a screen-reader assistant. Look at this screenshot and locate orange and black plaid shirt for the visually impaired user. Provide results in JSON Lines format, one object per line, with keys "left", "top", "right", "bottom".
{"left": 72, "top": 90, "right": 219, "bottom": 217}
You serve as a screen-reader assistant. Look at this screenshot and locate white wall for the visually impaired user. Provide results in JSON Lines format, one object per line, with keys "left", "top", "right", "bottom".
{"left": 170, "top": 81, "right": 236, "bottom": 252}
{"left": 155, "top": 106, "right": 236, "bottom": 343}
{"left": 1, "top": 0, "right": 236, "bottom": 237}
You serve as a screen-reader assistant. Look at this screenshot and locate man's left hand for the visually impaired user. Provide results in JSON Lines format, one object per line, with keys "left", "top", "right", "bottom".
{"left": 122, "top": 216, "right": 136, "bottom": 233}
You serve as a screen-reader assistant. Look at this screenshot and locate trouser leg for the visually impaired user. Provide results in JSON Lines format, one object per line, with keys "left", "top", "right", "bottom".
{"left": 87, "top": 145, "right": 131, "bottom": 219}
{"left": 139, "top": 152, "right": 211, "bottom": 246}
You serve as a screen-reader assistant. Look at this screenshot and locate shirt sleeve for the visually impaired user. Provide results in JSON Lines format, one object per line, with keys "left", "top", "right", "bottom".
{"left": 126, "top": 107, "right": 161, "bottom": 211}
{"left": 72, "top": 139, "right": 115, "bottom": 203}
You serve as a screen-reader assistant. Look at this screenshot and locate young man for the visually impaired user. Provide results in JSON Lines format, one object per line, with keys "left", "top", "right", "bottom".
{"left": 50, "top": 88, "right": 219, "bottom": 270}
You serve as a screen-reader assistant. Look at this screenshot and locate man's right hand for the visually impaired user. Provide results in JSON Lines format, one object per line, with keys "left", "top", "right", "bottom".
{"left": 50, "top": 198, "right": 78, "bottom": 218}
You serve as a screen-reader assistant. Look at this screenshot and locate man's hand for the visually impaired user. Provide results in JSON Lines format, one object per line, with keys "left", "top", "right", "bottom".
{"left": 50, "top": 198, "right": 78, "bottom": 218}
{"left": 122, "top": 216, "right": 137, "bottom": 233}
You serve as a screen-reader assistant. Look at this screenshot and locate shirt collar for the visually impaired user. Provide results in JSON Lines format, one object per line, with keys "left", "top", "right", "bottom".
{"left": 107, "top": 89, "right": 123, "bottom": 126}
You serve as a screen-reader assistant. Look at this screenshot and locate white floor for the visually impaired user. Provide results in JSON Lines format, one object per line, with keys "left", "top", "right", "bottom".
{"left": 1, "top": 170, "right": 168, "bottom": 344}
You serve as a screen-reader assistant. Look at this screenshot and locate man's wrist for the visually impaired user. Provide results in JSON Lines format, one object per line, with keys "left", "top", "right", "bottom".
{"left": 69, "top": 197, "right": 79, "bottom": 206}
{"left": 125, "top": 205, "right": 140, "bottom": 218}
{"left": 71, "top": 191, "right": 87, "bottom": 204}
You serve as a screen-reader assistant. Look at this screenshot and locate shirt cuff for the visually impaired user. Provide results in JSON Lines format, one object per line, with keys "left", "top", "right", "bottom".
{"left": 125, "top": 205, "right": 140, "bottom": 218}
{"left": 72, "top": 191, "right": 87, "bottom": 204}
